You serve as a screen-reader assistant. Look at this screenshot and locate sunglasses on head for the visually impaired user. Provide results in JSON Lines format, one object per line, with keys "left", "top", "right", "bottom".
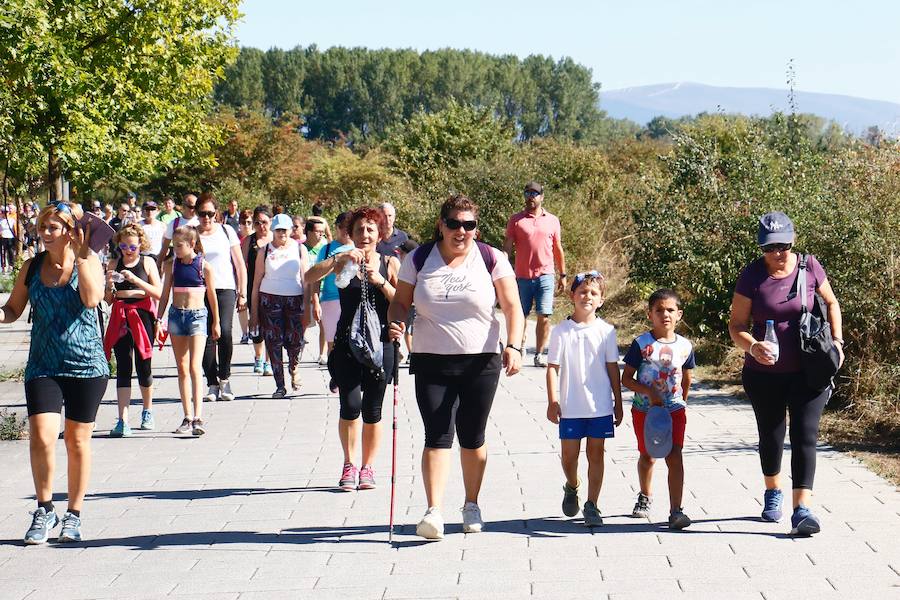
{"left": 443, "top": 217, "right": 477, "bottom": 231}
{"left": 762, "top": 243, "right": 792, "bottom": 253}
{"left": 54, "top": 202, "right": 72, "bottom": 215}
{"left": 570, "top": 270, "right": 604, "bottom": 292}
{"left": 524, "top": 190, "right": 542, "bottom": 198}
{"left": 118, "top": 242, "right": 139, "bottom": 252}
{"left": 254, "top": 219, "right": 270, "bottom": 226}
{"left": 197, "top": 210, "right": 216, "bottom": 219}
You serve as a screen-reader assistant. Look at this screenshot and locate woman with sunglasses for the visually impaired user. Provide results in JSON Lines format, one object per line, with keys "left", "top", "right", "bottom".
{"left": 387, "top": 195, "right": 524, "bottom": 540}
{"left": 305, "top": 206, "right": 400, "bottom": 492}
{"left": 240, "top": 205, "right": 274, "bottom": 373}
{"left": 103, "top": 224, "right": 163, "bottom": 436}
{"left": 195, "top": 193, "right": 248, "bottom": 402}
{"left": 728, "top": 211, "right": 844, "bottom": 536}
{"left": 1, "top": 201, "right": 108, "bottom": 544}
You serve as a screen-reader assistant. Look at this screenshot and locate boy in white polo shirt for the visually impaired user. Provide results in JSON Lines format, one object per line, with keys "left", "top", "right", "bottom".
{"left": 545, "top": 271, "right": 623, "bottom": 526}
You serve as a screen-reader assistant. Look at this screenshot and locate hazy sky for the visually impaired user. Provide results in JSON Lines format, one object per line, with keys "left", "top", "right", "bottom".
{"left": 235, "top": 0, "right": 900, "bottom": 105}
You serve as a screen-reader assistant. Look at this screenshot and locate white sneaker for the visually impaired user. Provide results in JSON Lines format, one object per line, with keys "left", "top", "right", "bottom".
{"left": 203, "top": 385, "right": 219, "bottom": 402}
{"left": 461, "top": 502, "right": 484, "bottom": 533}
{"left": 416, "top": 507, "right": 444, "bottom": 540}
{"left": 317, "top": 355, "right": 328, "bottom": 366}
{"left": 219, "top": 380, "right": 234, "bottom": 401}
{"left": 533, "top": 352, "right": 548, "bottom": 367}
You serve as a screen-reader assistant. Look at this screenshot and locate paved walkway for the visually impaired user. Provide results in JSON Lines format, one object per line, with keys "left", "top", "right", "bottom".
{"left": 0, "top": 312, "right": 898, "bottom": 600}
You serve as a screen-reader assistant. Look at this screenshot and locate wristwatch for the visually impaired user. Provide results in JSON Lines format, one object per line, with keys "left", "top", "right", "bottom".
{"left": 506, "top": 343, "right": 522, "bottom": 353}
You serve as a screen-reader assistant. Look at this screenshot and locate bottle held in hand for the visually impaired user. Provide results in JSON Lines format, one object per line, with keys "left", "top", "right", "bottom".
{"left": 764, "top": 319, "right": 779, "bottom": 362}
{"left": 334, "top": 260, "right": 359, "bottom": 289}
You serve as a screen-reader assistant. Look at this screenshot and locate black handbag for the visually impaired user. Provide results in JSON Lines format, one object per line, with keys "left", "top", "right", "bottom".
{"left": 348, "top": 272, "right": 384, "bottom": 378}
{"left": 793, "top": 254, "right": 841, "bottom": 390}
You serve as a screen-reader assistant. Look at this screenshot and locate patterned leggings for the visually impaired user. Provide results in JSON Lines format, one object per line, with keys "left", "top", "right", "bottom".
{"left": 259, "top": 292, "right": 305, "bottom": 390}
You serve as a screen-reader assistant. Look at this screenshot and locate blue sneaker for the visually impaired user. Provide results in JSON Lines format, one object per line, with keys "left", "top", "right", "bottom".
{"left": 140, "top": 410, "right": 155, "bottom": 431}
{"left": 761, "top": 488, "right": 783, "bottom": 522}
{"left": 58, "top": 512, "right": 83, "bottom": 543}
{"left": 790, "top": 505, "right": 821, "bottom": 536}
{"left": 263, "top": 362, "right": 273, "bottom": 376}
{"left": 253, "top": 357, "right": 264, "bottom": 374}
{"left": 23, "top": 508, "right": 59, "bottom": 545}
{"left": 109, "top": 419, "right": 132, "bottom": 438}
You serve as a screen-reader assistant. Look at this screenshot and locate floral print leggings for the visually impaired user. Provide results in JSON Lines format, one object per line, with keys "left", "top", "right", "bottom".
{"left": 259, "top": 292, "right": 305, "bottom": 390}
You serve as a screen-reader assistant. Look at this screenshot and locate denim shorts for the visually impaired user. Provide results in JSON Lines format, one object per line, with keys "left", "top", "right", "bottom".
{"left": 168, "top": 306, "right": 208, "bottom": 337}
{"left": 559, "top": 416, "right": 615, "bottom": 440}
{"left": 517, "top": 274, "right": 555, "bottom": 316}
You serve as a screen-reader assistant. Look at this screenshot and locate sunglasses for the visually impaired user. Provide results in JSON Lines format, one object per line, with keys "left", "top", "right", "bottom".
{"left": 184, "top": 203, "right": 196, "bottom": 210}
{"left": 54, "top": 202, "right": 72, "bottom": 214}
{"left": 118, "top": 242, "right": 139, "bottom": 252}
{"left": 241, "top": 220, "right": 252, "bottom": 226}
{"left": 570, "top": 270, "right": 604, "bottom": 292}
{"left": 762, "top": 243, "right": 792, "bottom": 253}
{"left": 197, "top": 210, "right": 216, "bottom": 219}
{"left": 443, "top": 217, "right": 477, "bottom": 231}
{"left": 524, "top": 190, "right": 542, "bottom": 197}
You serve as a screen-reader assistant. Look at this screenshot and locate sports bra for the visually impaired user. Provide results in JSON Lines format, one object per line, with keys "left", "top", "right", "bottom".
{"left": 173, "top": 254, "right": 205, "bottom": 291}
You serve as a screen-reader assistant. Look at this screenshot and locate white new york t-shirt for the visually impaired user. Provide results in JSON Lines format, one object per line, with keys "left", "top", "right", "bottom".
{"left": 398, "top": 243, "right": 514, "bottom": 355}
{"left": 547, "top": 318, "right": 619, "bottom": 418}
{"left": 199, "top": 224, "right": 240, "bottom": 290}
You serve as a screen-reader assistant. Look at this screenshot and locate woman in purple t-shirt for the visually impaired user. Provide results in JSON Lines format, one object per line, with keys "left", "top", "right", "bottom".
{"left": 728, "top": 211, "right": 844, "bottom": 537}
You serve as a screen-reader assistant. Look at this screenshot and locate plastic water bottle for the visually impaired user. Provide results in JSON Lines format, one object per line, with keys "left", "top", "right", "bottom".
{"left": 764, "top": 320, "right": 780, "bottom": 362}
{"left": 109, "top": 271, "right": 125, "bottom": 283}
{"left": 334, "top": 260, "right": 359, "bottom": 289}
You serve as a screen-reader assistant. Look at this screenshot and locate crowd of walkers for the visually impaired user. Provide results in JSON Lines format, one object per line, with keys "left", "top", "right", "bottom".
{"left": 0, "top": 185, "right": 843, "bottom": 545}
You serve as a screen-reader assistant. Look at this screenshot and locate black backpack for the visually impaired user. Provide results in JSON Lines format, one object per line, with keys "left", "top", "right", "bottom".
{"left": 792, "top": 254, "right": 841, "bottom": 390}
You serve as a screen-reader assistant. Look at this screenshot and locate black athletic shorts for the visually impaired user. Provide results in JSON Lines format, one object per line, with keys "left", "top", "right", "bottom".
{"left": 24, "top": 376, "right": 109, "bottom": 423}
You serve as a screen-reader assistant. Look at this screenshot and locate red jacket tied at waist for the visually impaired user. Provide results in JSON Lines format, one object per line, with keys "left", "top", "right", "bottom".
{"left": 103, "top": 296, "right": 155, "bottom": 360}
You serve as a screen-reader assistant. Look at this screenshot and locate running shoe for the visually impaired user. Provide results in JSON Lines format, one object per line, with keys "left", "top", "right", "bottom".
{"left": 109, "top": 419, "right": 132, "bottom": 438}
{"left": 533, "top": 352, "right": 548, "bottom": 367}
{"left": 790, "top": 505, "right": 821, "bottom": 536}
{"left": 562, "top": 481, "right": 581, "bottom": 517}
{"left": 203, "top": 385, "right": 219, "bottom": 402}
{"left": 192, "top": 419, "right": 206, "bottom": 436}
{"left": 240, "top": 333, "right": 250, "bottom": 345}
{"left": 338, "top": 463, "right": 357, "bottom": 491}
{"left": 23, "top": 508, "right": 59, "bottom": 545}
{"left": 58, "top": 512, "right": 82, "bottom": 543}
{"left": 317, "top": 355, "right": 328, "bottom": 366}
{"left": 272, "top": 387, "right": 287, "bottom": 399}
{"left": 461, "top": 502, "right": 484, "bottom": 533}
{"left": 140, "top": 410, "right": 154, "bottom": 431}
{"left": 631, "top": 492, "right": 652, "bottom": 518}
{"left": 253, "top": 357, "right": 264, "bottom": 374}
{"left": 263, "top": 362, "right": 273, "bottom": 376}
{"left": 290, "top": 366, "right": 302, "bottom": 391}
{"left": 582, "top": 501, "right": 603, "bottom": 527}
{"left": 416, "top": 507, "right": 444, "bottom": 540}
{"left": 174, "top": 417, "right": 192, "bottom": 434}
{"left": 357, "top": 465, "right": 376, "bottom": 490}
{"left": 219, "top": 379, "right": 234, "bottom": 402}
{"left": 761, "top": 488, "right": 784, "bottom": 522}
{"left": 668, "top": 508, "right": 692, "bottom": 530}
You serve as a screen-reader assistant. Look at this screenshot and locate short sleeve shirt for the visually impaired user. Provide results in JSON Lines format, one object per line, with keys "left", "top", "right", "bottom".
{"left": 141, "top": 220, "right": 166, "bottom": 255}
{"left": 199, "top": 224, "right": 240, "bottom": 290}
{"left": 624, "top": 332, "right": 695, "bottom": 413}
{"left": 398, "top": 243, "right": 514, "bottom": 355}
{"left": 734, "top": 254, "right": 827, "bottom": 373}
{"left": 163, "top": 216, "right": 199, "bottom": 240}
{"left": 376, "top": 228, "right": 410, "bottom": 257}
{"left": 316, "top": 240, "right": 355, "bottom": 302}
{"left": 505, "top": 209, "right": 561, "bottom": 279}
{"left": 547, "top": 318, "right": 619, "bottom": 418}
{"left": 304, "top": 239, "right": 326, "bottom": 262}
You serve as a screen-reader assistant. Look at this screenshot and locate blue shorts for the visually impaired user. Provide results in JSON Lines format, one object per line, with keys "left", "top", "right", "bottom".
{"left": 559, "top": 416, "right": 615, "bottom": 440}
{"left": 517, "top": 274, "right": 555, "bottom": 316}
{"left": 168, "top": 306, "right": 208, "bottom": 337}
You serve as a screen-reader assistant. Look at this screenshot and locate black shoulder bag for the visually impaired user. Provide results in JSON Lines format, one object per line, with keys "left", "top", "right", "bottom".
{"left": 348, "top": 269, "right": 384, "bottom": 379}
{"left": 794, "top": 254, "right": 841, "bottom": 391}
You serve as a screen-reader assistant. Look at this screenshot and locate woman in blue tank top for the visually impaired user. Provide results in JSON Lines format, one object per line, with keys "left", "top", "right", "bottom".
{"left": 0, "top": 201, "right": 108, "bottom": 545}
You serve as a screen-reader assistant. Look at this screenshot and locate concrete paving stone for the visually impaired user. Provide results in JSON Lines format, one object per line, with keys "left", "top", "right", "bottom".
{"left": 238, "top": 591, "right": 384, "bottom": 600}
{"left": 172, "top": 575, "right": 318, "bottom": 595}
{"left": 532, "top": 577, "right": 682, "bottom": 596}
{"left": 383, "top": 581, "right": 533, "bottom": 599}
{"left": 679, "top": 575, "right": 837, "bottom": 594}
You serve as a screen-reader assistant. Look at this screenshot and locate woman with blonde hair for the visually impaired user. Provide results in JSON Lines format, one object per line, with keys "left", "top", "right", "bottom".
{"left": 103, "top": 223, "right": 163, "bottom": 436}
{"left": 0, "top": 201, "right": 108, "bottom": 544}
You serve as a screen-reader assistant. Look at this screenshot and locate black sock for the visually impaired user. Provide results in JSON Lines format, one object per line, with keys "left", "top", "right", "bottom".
{"left": 37, "top": 501, "right": 54, "bottom": 514}
{"left": 67, "top": 509, "right": 80, "bottom": 517}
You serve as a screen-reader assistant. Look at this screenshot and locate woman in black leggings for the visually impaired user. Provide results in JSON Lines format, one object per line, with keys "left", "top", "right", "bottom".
{"left": 729, "top": 211, "right": 844, "bottom": 536}
{"left": 305, "top": 206, "right": 400, "bottom": 492}
{"left": 103, "top": 223, "right": 162, "bottom": 436}
{"left": 388, "top": 194, "right": 524, "bottom": 540}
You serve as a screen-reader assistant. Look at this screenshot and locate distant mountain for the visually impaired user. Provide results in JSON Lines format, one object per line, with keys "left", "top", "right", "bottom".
{"left": 600, "top": 82, "right": 900, "bottom": 137}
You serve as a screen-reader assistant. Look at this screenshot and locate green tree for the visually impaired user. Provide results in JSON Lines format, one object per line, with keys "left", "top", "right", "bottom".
{"left": 0, "top": 0, "right": 239, "bottom": 199}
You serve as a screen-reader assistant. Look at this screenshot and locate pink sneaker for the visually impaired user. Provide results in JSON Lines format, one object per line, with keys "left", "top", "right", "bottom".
{"left": 357, "top": 465, "right": 376, "bottom": 490}
{"left": 339, "top": 463, "right": 357, "bottom": 491}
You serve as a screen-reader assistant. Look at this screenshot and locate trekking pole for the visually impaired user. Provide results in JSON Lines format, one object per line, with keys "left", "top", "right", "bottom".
{"left": 389, "top": 339, "right": 400, "bottom": 544}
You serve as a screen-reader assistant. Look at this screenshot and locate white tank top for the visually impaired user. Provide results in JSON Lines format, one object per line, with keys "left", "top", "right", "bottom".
{"left": 259, "top": 239, "right": 304, "bottom": 296}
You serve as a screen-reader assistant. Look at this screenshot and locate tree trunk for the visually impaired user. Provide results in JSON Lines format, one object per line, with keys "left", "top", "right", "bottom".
{"left": 48, "top": 148, "right": 63, "bottom": 203}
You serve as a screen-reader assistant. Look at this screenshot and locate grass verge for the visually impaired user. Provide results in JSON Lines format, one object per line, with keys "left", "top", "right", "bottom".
{"left": 0, "top": 408, "right": 27, "bottom": 441}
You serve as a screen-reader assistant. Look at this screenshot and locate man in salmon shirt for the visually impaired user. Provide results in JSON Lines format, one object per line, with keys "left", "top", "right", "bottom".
{"left": 503, "top": 181, "right": 567, "bottom": 367}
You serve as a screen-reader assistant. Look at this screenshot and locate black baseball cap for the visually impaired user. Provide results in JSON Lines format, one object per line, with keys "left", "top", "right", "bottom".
{"left": 524, "top": 181, "right": 543, "bottom": 194}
